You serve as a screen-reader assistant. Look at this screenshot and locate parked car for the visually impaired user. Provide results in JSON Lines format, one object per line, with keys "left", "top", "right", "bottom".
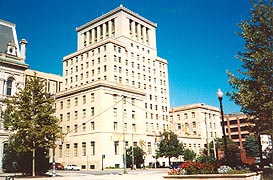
{"left": 49, "top": 162, "right": 64, "bottom": 170}
{"left": 64, "top": 164, "right": 80, "bottom": 171}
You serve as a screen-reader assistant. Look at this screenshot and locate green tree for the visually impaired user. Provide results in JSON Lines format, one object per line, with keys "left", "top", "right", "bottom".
{"left": 227, "top": 0, "right": 273, "bottom": 166}
{"left": 243, "top": 135, "right": 259, "bottom": 157}
{"left": 156, "top": 131, "right": 184, "bottom": 166}
{"left": 126, "top": 146, "right": 145, "bottom": 169}
{"left": 183, "top": 148, "right": 196, "bottom": 161}
{"left": 2, "top": 75, "right": 61, "bottom": 176}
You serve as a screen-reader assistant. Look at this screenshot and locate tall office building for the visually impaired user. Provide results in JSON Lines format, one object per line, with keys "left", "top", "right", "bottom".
{"left": 55, "top": 5, "right": 170, "bottom": 169}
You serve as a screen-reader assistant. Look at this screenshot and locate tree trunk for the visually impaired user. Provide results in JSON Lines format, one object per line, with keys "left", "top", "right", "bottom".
{"left": 32, "top": 149, "right": 35, "bottom": 176}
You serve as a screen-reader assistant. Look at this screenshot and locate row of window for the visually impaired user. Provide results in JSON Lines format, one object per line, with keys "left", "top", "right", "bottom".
{"left": 145, "top": 122, "right": 169, "bottom": 132}
{"left": 60, "top": 107, "right": 95, "bottom": 121}
{"left": 59, "top": 93, "right": 94, "bottom": 109}
{"left": 58, "top": 139, "right": 154, "bottom": 159}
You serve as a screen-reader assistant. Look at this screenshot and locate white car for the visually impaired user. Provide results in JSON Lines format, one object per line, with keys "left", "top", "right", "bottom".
{"left": 64, "top": 164, "right": 80, "bottom": 171}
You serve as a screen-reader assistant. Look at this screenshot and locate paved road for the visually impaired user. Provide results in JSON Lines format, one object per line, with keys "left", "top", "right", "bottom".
{"left": 4, "top": 168, "right": 169, "bottom": 180}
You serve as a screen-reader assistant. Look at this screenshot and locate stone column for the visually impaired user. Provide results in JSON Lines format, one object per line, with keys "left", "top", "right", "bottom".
{"left": 103, "top": 23, "right": 106, "bottom": 40}
{"left": 108, "top": 21, "right": 112, "bottom": 38}
{"left": 137, "top": 24, "right": 141, "bottom": 41}
{"left": 91, "top": 29, "right": 95, "bottom": 44}
{"left": 97, "top": 26, "right": 101, "bottom": 42}
{"left": 142, "top": 26, "right": 147, "bottom": 44}
{"left": 131, "top": 21, "right": 135, "bottom": 40}
{"left": 86, "top": 31, "right": 90, "bottom": 45}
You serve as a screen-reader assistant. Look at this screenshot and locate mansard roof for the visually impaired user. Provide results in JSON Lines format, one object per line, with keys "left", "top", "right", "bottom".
{"left": 0, "top": 19, "right": 19, "bottom": 55}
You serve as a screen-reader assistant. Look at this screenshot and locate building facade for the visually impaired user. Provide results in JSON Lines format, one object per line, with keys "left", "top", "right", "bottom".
{"left": 0, "top": 19, "right": 29, "bottom": 170}
{"left": 224, "top": 113, "right": 250, "bottom": 150}
{"left": 0, "top": 19, "right": 64, "bottom": 171}
{"left": 54, "top": 5, "right": 170, "bottom": 170}
{"left": 170, "top": 103, "right": 223, "bottom": 157}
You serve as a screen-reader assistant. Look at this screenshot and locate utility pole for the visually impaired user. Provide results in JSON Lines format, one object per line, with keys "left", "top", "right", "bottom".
{"left": 122, "top": 96, "right": 127, "bottom": 174}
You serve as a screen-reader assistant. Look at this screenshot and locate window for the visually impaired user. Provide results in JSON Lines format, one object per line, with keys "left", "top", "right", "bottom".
{"left": 66, "top": 144, "right": 70, "bottom": 157}
{"left": 147, "top": 142, "right": 152, "bottom": 154}
{"left": 90, "top": 141, "right": 95, "bottom": 155}
{"left": 91, "top": 121, "right": 95, "bottom": 130}
{"left": 67, "top": 113, "right": 70, "bottom": 121}
{"left": 132, "top": 124, "right": 136, "bottom": 132}
{"left": 184, "top": 113, "right": 188, "bottom": 119}
{"left": 82, "top": 123, "right": 86, "bottom": 132}
{"left": 132, "top": 110, "right": 136, "bottom": 119}
{"left": 82, "top": 109, "right": 86, "bottom": 118}
{"left": 83, "top": 95, "right": 86, "bottom": 104}
{"left": 114, "top": 141, "right": 119, "bottom": 155}
{"left": 114, "top": 122, "right": 118, "bottom": 131}
{"left": 60, "top": 114, "right": 63, "bottom": 121}
{"left": 113, "top": 108, "right": 117, "bottom": 117}
{"left": 60, "top": 101, "right": 63, "bottom": 110}
{"left": 91, "top": 93, "right": 94, "bottom": 102}
{"left": 6, "top": 78, "right": 13, "bottom": 95}
{"left": 192, "top": 112, "right": 195, "bottom": 118}
{"left": 74, "top": 111, "right": 78, "bottom": 120}
{"left": 67, "top": 99, "right": 70, "bottom": 108}
{"left": 192, "top": 121, "right": 196, "bottom": 128}
{"left": 82, "top": 142, "right": 86, "bottom": 156}
{"left": 124, "top": 123, "right": 127, "bottom": 131}
{"left": 74, "top": 124, "right": 78, "bottom": 133}
{"left": 91, "top": 107, "right": 95, "bottom": 116}
{"left": 58, "top": 145, "right": 63, "bottom": 158}
{"left": 75, "top": 97, "right": 78, "bottom": 106}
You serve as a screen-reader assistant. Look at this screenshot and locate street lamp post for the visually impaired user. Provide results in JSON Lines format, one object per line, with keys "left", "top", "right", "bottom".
{"left": 216, "top": 88, "right": 228, "bottom": 161}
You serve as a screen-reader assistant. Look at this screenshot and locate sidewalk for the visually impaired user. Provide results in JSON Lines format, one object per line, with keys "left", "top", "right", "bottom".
{"left": 3, "top": 168, "right": 168, "bottom": 180}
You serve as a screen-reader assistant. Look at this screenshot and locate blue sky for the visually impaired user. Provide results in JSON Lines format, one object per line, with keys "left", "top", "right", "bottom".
{"left": 1, "top": 0, "right": 252, "bottom": 113}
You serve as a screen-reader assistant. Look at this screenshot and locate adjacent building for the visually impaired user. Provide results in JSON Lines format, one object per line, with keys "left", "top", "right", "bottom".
{"left": 170, "top": 103, "right": 222, "bottom": 157}
{"left": 54, "top": 5, "right": 170, "bottom": 170}
{"left": 224, "top": 113, "right": 250, "bottom": 150}
{"left": 0, "top": 19, "right": 29, "bottom": 169}
{"left": 0, "top": 19, "right": 63, "bottom": 171}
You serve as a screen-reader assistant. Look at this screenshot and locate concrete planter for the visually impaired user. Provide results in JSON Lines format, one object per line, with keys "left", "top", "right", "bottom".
{"left": 163, "top": 172, "right": 262, "bottom": 180}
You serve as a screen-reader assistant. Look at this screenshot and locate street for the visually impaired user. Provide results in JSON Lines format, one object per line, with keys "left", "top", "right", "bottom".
{"left": 13, "top": 168, "right": 169, "bottom": 180}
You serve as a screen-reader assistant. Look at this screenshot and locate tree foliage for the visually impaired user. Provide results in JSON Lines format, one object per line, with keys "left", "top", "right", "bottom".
{"left": 126, "top": 146, "right": 145, "bottom": 169}
{"left": 215, "top": 138, "right": 242, "bottom": 167}
{"left": 156, "top": 131, "right": 184, "bottom": 166}
{"left": 227, "top": 0, "right": 273, "bottom": 136}
{"left": 2, "top": 75, "right": 61, "bottom": 175}
{"left": 243, "top": 135, "right": 259, "bottom": 157}
{"left": 183, "top": 148, "right": 196, "bottom": 161}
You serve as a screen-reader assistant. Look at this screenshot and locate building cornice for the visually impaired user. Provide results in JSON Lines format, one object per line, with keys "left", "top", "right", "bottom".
{"left": 76, "top": 5, "right": 157, "bottom": 32}
{"left": 56, "top": 80, "right": 146, "bottom": 99}
{"left": 0, "top": 55, "right": 29, "bottom": 70}
{"left": 171, "top": 103, "right": 220, "bottom": 113}
{"left": 63, "top": 38, "right": 125, "bottom": 61}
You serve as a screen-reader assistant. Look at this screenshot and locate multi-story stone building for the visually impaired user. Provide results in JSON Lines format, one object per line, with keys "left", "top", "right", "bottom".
{"left": 25, "top": 69, "right": 63, "bottom": 95}
{"left": 170, "top": 103, "right": 223, "bottom": 157}
{"left": 0, "top": 19, "right": 29, "bottom": 169}
{"left": 54, "top": 5, "right": 170, "bottom": 170}
{"left": 0, "top": 19, "right": 63, "bottom": 171}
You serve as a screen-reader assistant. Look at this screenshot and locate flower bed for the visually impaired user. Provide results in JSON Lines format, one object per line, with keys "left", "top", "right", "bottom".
{"left": 164, "top": 161, "right": 262, "bottom": 180}
{"left": 163, "top": 172, "right": 262, "bottom": 180}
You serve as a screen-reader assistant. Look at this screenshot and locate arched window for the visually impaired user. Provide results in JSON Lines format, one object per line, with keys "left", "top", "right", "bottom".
{"left": 6, "top": 78, "right": 13, "bottom": 96}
